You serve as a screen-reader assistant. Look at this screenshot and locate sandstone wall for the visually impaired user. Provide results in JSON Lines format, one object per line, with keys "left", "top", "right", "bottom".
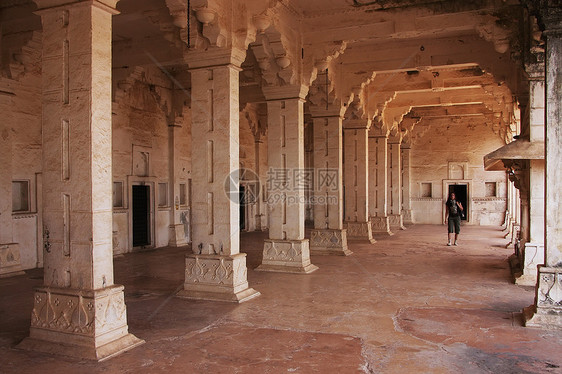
{"left": 111, "top": 66, "right": 191, "bottom": 254}
{"left": 411, "top": 117, "right": 507, "bottom": 225}
{"left": 1, "top": 31, "right": 43, "bottom": 270}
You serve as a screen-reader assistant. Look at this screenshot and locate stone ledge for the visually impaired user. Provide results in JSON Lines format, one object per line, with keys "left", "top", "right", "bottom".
{"left": 255, "top": 263, "right": 319, "bottom": 274}
{"left": 177, "top": 287, "right": 261, "bottom": 303}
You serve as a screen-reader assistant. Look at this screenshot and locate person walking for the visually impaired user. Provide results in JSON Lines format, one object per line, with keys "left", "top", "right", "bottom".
{"left": 444, "top": 192, "right": 464, "bottom": 246}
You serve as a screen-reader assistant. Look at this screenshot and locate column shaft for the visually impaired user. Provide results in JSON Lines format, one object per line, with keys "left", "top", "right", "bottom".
{"left": 178, "top": 63, "right": 259, "bottom": 302}
{"left": 309, "top": 115, "right": 350, "bottom": 255}
{"left": 168, "top": 123, "right": 188, "bottom": 247}
{"left": 401, "top": 145, "right": 413, "bottom": 225}
{"left": 258, "top": 90, "right": 318, "bottom": 273}
{"left": 254, "top": 139, "right": 267, "bottom": 230}
{"left": 343, "top": 125, "right": 375, "bottom": 243}
{"left": 18, "top": 1, "right": 143, "bottom": 360}
{"left": 388, "top": 139, "right": 405, "bottom": 230}
{"left": 525, "top": 30, "right": 562, "bottom": 329}
{"left": 369, "top": 135, "right": 392, "bottom": 235}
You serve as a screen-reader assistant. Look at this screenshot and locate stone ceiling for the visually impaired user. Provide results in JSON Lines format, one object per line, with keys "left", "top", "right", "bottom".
{"left": 0, "top": 0, "right": 532, "bottom": 141}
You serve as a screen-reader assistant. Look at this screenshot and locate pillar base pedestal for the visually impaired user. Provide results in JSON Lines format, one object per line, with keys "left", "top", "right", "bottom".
{"left": 309, "top": 229, "right": 352, "bottom": 256}
{"left": 256, "top": 239, "right": 318, "bottom": 273}
{"left": 388, "top": 214, "right": 406, "bottom": 231}
{"left": 524, "top": 266, "right": 562, "bottom": 330}
{"left": 344, "top": 221, "right": 376, "bottom": 243}
{"left": 403, "top": 209, "right": 414, "bottom": 225}
{"left": 177, "top": 253, "right": 260, "bottom": 303}
{"left": 513, "top": 242, "right": 544, "bottom": 286}
{"left": 16, "top": 285, "right": 144, "bottom": 361}
{"left": 370, "top": 217, "right": 394, "bottom": 236}
{"left": 0, "top": 243, "right": 25, "bottom": 278}
{"left": 168, "top": 224, "right": 188, "bottom": 247}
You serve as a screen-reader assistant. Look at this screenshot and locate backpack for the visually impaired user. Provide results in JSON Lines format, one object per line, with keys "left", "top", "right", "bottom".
{"left": 448, "top": 200, "right": 458, "bottom": 216}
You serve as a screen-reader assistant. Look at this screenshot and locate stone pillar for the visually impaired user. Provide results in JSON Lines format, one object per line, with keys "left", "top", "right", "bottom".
{"left": 516, "top": 66, "right": 545, "bottom": 286}
{"left": 17, "top": 0, "right": 144, "bottom": 360}
{"left": 368, "top": 127, "right": 392, "bottom": 236}
{"left": 257, "top": 86, "right": 318, "bottom": 273}
{"left": 504, "top": 176, "right": 512, "bottom": 231}
{"left": 177, "top": 50, "right": 260, "bottom": 302}
{"left": 0, "top": 85, "right": 24, "bottom": 277}
{"left": 401, "top": 142, "right": 413, "bottom": 225}
{"left": 168, "top": 121, "right": 188, "bottom": 247}
{"left": 254, "top": 137, "right": 267, "bottom": 231}
{"left": 343, "top": 120, "right": 375, "bottom": 243}
{"left": 519, "top": 158, "right": 545, "bottom": 284}
{"left": 309, "top": 105, "right": 350, "bottom": 256}
{"left": 388, "top": 132, "right": 406, "bottom": 230}
{"left": 525, "top": 22, "right": 562, "bottom": 329}
{"left": 509, "top": 187, "right": 521, "bottom": 245}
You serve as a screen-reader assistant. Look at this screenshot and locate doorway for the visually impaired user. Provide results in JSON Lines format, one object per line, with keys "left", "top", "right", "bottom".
{"left": 448, "top": 184, "right": 468, "bottom": 221}
{"left": 132, "top": 185, "right": 150, "bottom": 247}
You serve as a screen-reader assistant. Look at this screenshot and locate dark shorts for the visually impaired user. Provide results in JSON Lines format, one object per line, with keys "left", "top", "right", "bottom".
{"left": 448, "top": 216, "right": 461, "bottom": 234}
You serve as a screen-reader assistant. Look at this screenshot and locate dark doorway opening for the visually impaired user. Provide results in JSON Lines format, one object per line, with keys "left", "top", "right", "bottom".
{"left": 448, "top": 184, "right": 468, "bottom": 221}
{"left": 132, "top": 185, "right": 150, "bottom": 247}
{"left": 239, "top": 185, "right": 246, "bottom": 231}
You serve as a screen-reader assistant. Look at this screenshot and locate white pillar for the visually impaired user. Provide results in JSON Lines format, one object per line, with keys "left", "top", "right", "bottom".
{"left": 401, "top": 142, "right": 413, "bottom": 225}
{"left": 525, "top": 22, "right": 562, "bottom": 329}
{"left": 516, "top": 66, "right": 546, "bottom": 286}
{"left": 18, "top": 0, "right": 143, "bottom": 360}
{"left": 368, "top": 127, "right": 392, "bottom": 236}
{"left": 343, "top": 120, "right": 375, "bottom": 243}
{"left": 309, "top": 106, "right": 350, "bottom": 255}
{"left": 257, "top": 86, "right": 318, "bottom": 273}
{"left": 388, "top": 132, "right": 406, "bottom": 230}
{"left": 168, "top": 121, "right": 188, "bottom": 247}
{"left": 177, "top": 50, "right": 260, "bottom": 302}
{"left": 254, "top": 136, "right": 267, "bottom": 230}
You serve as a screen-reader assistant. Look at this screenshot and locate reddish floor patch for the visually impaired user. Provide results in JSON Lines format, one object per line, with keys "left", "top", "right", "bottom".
{"left": 396, "top": 307, "right": 562, "bottom": 373}
{"left": 0, "top": 324, "right": 365, "bottom": 374}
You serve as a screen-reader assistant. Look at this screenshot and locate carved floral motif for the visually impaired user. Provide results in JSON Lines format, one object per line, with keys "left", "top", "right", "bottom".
{"left": 30, "top": 287, "right": 127, "bottom": 336}
{"left": 263, "top": 241, "right": 303, "bottom": 262}
{"left": 185, "top": 255, "right": 247, "bottom": 287}
{"left": 345, "top": 222, "right": 370, "bottom": 237}
{"left": 310, "top": 229, "right": 344, "bottom": 248}
{"left": 537, "top": 270, "right": 562, "bottom": 308}
{"left": 370, "top": 216, "right": 390, "bottom": 232}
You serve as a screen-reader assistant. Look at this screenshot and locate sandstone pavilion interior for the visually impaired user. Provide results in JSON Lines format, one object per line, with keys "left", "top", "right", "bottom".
{"left": 0, "top": 0, "right": 561, "bottom": 372}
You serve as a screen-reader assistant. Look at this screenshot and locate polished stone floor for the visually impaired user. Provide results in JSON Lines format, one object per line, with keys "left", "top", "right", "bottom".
{"left": 1, "top": 225, "right": 561, "bottom": 373}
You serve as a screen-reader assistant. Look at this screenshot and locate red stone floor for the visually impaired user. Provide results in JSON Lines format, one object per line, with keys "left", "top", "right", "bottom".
{"left": 1, "top": 225, "right": 561, "bottom": 373}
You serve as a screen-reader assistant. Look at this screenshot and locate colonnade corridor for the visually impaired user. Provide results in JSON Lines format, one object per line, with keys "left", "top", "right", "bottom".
{"left": 1, "top": 225, "right": 561, "bottom": 373}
